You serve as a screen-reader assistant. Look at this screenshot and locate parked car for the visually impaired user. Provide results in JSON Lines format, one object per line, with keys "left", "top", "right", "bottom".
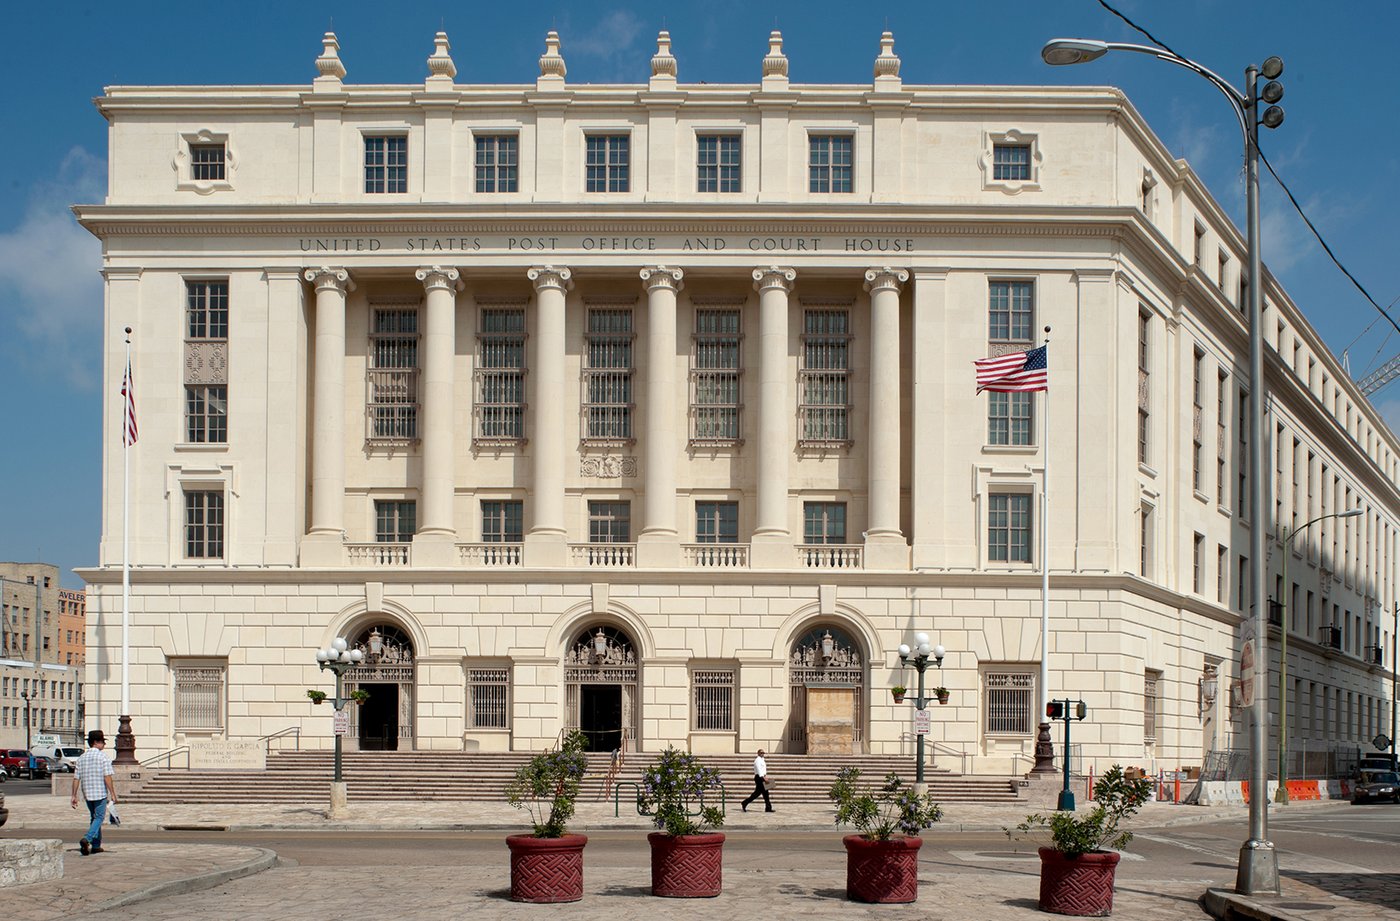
{"left": 1353, "top": 771, "right": 1400, "bottom": 805}
{"left": 50, "top": 747, "right": 84, "bottom": 773}
{"left": 0, "top": 749, "right": 48, "bottom": 779}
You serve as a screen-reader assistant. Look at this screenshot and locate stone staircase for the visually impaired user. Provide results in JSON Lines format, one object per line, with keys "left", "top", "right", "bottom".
{"left": 124, "top": 750, "right": 1021, "bottom": 805}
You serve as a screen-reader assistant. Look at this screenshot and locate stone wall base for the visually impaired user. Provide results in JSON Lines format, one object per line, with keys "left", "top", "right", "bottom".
{"left": 0, "top": 839, "right": 63, "bottom": 888}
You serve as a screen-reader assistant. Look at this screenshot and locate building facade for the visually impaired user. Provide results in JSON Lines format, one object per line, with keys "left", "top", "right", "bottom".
{"left": 77, "top": 30, "right": 1398, "bottom": 775}
{"left": 0, "top": 563, "right": 85, "bottom": 747}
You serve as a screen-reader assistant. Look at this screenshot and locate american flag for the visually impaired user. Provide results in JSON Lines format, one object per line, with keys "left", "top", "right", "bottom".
{"left": 121, "top": 360, "right": 139, "bottom": 445}
{"left": 974, "top": 345, "right": 1048, "bottom": 393}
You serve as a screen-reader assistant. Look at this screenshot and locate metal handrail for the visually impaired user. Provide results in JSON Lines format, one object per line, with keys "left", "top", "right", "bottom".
{"left": 141, "top": 745, "right": 190, "bottom": 770}
{"left": 899, "top": 733, "right": 971, "bottom": 774}
{"left": 1009, "top": 752, "right": 1038, "bottom": 775}
{"left": 260, "top": 726, "right": 301, "bottom": 754}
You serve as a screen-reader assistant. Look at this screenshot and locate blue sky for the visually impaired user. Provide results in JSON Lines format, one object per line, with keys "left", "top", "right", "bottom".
{"left": 1, "top": 1, "right": 1397, "bottom": 587}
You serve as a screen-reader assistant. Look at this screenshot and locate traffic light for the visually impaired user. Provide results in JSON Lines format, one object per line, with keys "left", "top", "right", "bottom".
{"left": 1046, "top": 701, "right": 1064, "bottom": 719}
{"left": 1075, "top": 701, "right": 1087, "bottom": 721}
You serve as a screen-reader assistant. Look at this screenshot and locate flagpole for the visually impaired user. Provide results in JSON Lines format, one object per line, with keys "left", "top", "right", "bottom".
{"left": 1033, "top": 327, "right": 1056, "bottom": 773}
{"left": 115, "top": 326, "right": 137, "bottom": 764}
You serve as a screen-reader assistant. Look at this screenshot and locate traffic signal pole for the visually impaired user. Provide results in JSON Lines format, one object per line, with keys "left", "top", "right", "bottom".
{"left": 1048, "top": 698, "right": 1087, "bottom": 811}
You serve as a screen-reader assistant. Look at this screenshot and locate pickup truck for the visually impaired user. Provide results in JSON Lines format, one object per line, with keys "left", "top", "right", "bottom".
{"left": 0, "top": 749, "right": 49, "bottom": 779}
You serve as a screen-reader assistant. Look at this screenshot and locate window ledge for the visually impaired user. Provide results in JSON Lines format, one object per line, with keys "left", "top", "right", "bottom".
{"left": 1193, "top": 489, "right": 1211, "bottom": 504}
{"left": 982, "top": 445, "right": 1037, "bottom": 455}
{"left": 174, "top": 443, "right": 229, "bottom": 453}
{"left": 1217, "top": 504, "right": 1233, "bottom": 518}
{"left": 1138, "top": 462, "right": 1159, "bottom": 478}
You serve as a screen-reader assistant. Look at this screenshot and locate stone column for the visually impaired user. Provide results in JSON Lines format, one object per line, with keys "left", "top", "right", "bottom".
{"left": 751, "top": 266, "right": 796, "bottom": 568}
{"left": 863, "top": 267, "right": 909, "bottom": 569}
{"left": 637, "top": 266, "right": 684, "bottom": 567}
{"left": 414, "top": 266, "right": 463, "bottom": 566}
{"left": 525, "top": 266, "right": 573, "bottom": 567}
{"left": 302, "top": 267, "right": 353, "bottom": 566}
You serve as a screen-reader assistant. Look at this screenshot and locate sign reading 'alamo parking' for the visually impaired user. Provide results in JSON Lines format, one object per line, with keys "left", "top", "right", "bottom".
{"left": 297, "top": 234, "right": 919, "bottom": 255}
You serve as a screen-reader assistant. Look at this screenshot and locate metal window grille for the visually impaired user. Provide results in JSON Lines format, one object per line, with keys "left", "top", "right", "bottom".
{"left": 583, "top": 308, "right": 634, "bottom": 441}
{"left": 466, "top": 668, "right": 509, "bottom": 729}
{"left": 808, "top": 135, "right": 852, "bottom": 193}
{"left": 585, "top": 135, "right": 629, "bottom": 192}
{"left": 984, "top": 672, "right": 1034, "bottom": 735}
{"left": 190, "top": 143, "right": 226, "bottom": 182}
{"left": 475, "top": 307, "right": 526, "bottom": 441}
{"left": 992, "top": 144, "right": 1031, "bottom": 181}
{"left": 691, "top": 308, "right": 741, "bottom": 443}
{"left": 474, "top": 135, "right": 518, "bottom": 193}
{"left": 988, "top": 391, "right": 1033, "bottom": 445}
{"left": 368, "top": 308, "right": 419, "bottom": 442}
{"left": 988, "top": 281, "right": 1033, "bottom": 342}
{"left": 173, "top": 665, "right": 225, "bottom": 730}
{"left": 697, "top": 135, "right": 741, "bottom": 192}
{"left": 988, "top": 493, "right": 1031, "bottom": 563}
{"left": 187, "top": 281, "right": 229, "bottom": 339}
{"left": 799, "top": 309, "right": 850, "bottom": 444}
{"left": 185, "top": 385, "right": 228, "bottom": 444}
{"left": 184, "top": 490, "right": 224, "bottom": 559}
{"left": 481, "top": 500, "right": 523, "bottom": 542}
{"left": 695, "top": 501, "right": 738, "bottom": 544}
{"left": 803, "top": 502, "right": 846, "bottom": 545}
{"left": 374, "top": 500, "right": 416, "bottom": 543}
{"left": 364, "top": 136, "right": 407, "bottom": 193}
{"left": 588, "top": 501, "right": 631, "bottom": 543}
{"left": 692, "top": 669, "right": 735, "bottom": 730}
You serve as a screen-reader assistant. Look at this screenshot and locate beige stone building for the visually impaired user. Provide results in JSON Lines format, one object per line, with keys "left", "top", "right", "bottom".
{"left": 76, "top": 30, "right": 1397, "bottom": 776}
{"left": 0, "top": 563, "right": 85, "bottom": 748}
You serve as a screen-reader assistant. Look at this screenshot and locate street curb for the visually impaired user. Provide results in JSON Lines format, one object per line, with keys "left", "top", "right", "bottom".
{"left": 1203, "top": 887, "right": 1310, "bottom": 921}
{"left": 91, "top": 846, "right": 278, "bottom": 911}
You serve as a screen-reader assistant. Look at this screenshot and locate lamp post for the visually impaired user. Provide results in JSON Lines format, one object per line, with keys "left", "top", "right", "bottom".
{"left": 1276, "top": 508, "right": 1364, "bottom": 803}
{"left": 897, "top": 632, "right": 945, "bottom": 795}
{"left": 315, "top": 636, "right": 363, "bottom": 815}
{"left": 1042, "top": 37, "right": 1286, "bottom": 896}
{"left": 20, "top": 690, "right": 32, "bottom": 750}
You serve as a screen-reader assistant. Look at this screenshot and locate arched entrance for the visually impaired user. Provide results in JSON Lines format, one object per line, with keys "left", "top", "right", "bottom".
{"left": 564, "top": 625, "right": 638, "bottom": 755}
{"left": 786, "top": 625, "right": 865, "bottom": 754}
{"left": 346, "top": 624, "right": 415, "bottom": 751}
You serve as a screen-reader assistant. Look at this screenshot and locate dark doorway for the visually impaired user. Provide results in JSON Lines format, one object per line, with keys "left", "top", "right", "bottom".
{"left": 579, "top": 684, "right": 622, "bottom": 754}
{"left": 357, "top": 682, "right": 399, "bottom": 751}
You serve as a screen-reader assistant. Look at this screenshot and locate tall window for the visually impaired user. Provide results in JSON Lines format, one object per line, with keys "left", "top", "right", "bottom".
{"left": 691, "top": 308, "right": 741, "bottom": 443}
{"left": 1144, "top": 670, "right": 1161, "bottom": 743}
{"left": 1139, "top": 503, "right": 1154, "bottom": 579}
{"left": 989, "top": 493, "right": 1032, "bottom": 563}
{"left": 1137, "top": 308, "right": 1151, "bottom": 465}
{"left": 364, "top": 135, "right": 407, "bottom": 193}
{"left": 1217, "top": 370, "right": 1229, "bottom": 505}
{"left": 475, "top": 307, "right": 526, "bottom": 442}
{"left": 466, "top": 668, "right": 509, "bottom": 729}
{"left": 190, "top": 143, "right": 226, "bottom": 182}
{"left": 989, "top": 392, "right": 1033, "bottom": 445}
{"left": 184, "top": 489, "right": 224, "bottom": 559}
{"left": 1193, "top": 223, "right": 1206, "bottom": 267}
{"left": 588, "top": 501, "right": 631, "bottom": 543}
{"left": 992, "top": 143, "right": 1031, "bottom": 181}
{"left": 697, "top": 135, "right": 741, "bottom": 192}
{"left": 808, "top": 135, "right": 853, "bottom": 193}
{"left": 1192, "top": 349, "right": 1205, "bottom": 492}
{"left": 173, "top": 662, "right": 225, "bottom": 731}
{"left": 803, "top": 502, "right": 847, "bottom": 544}
{"left": 799, "top": 309, "right": 851, "bottom": 444}
{"left": 984, "top": 670, "right": 1035, "bottom": 735}
{"left": 368, "top": 307, "right": 419, "bottom": 442}
{"left": 475, "top": 135, "right": 518, "bottom": 192}
{"left": 695, "top": 501, "right": 738, "bottom": 544}
{"left": 481, "top": 500, "right": 523, "bottom": 543}
{"left": 585, "top": 135, "right": 629, "bottom": 192}
{"left": 583, "top": 308, "right": 634, "bottom": 441}
{"left": 1193, "top": 533, "right": 1205, "bottom": 594}
{"left": 989, "top": 281, "right": 1033, "bottom": 341}
{"left": 185, "top": 280, "right": 229, "bottom": 445}
{"left": 374, "top": 500, "right": 416, "bottom": 543}
{"left": 1237, "top": 554, "right": 1249, "bottom": 613}
{"left": 1238, "top": 387, "right": 1249, "bottom": 517}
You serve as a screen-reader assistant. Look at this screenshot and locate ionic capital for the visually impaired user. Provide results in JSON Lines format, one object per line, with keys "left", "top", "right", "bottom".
{"left": 415, "top": 266, "right": 463, "bottom": 292}
{"left": 639, "top": 265, "right": 684, "bottom": 293}
{"left": 752, "top": 266, "right": 797, "bottom": 293}
{"left": 527, "top": 265, "right": 574, "bottom": 292}
{"left": 303, "top": 267, "right": 355, "bottom": 294}
{"left": 863, "top": 267, "right": 909, "bottom": 293}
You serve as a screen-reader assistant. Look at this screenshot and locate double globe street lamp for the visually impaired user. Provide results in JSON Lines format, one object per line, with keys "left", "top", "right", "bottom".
{"left": 897, "top": 633, "right": 945, "bottom": 794}
{"left": 315, "top": 637, "right": 364, "bottom": 814}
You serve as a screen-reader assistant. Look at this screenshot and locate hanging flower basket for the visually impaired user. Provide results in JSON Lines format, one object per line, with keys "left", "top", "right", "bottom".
{"left": 306, "top": 690, "right": 327, "bottom": 705}
{"left": 350, "top": 690, "right": 370, "bottom": 706}
{"left": 891, "top": 687, "right": 907, "bottom": 704}
{"left": 934, "top": 688, "right": 950, "bottom": 705}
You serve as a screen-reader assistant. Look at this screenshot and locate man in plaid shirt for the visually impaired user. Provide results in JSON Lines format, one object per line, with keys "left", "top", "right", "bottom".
{"left": 70, "top": 729, "right": 117, "bottom": 855}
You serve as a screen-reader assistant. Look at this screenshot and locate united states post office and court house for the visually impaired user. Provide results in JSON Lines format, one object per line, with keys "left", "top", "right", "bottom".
{"left": 77, "top": 29, "right": 1399, "bottom": 774}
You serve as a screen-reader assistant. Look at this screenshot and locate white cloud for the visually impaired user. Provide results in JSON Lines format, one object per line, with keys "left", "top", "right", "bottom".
{"left": 565, "top": 10, "right": 647, "bottom": 80}
{"left": 0, "top": 146, "right": 105, "bottom": 390}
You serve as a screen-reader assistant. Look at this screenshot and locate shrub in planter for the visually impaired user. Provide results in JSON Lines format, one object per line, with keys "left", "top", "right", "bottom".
{"left": 828, "top": 767, "right": 942, "bottom": 903}
{"left": 891, "top": 685, "right": 907, "bottom": 703}
{"left": 505, "top": 729, "right": 589, "bottom": 902}
{"left": 349, "top": 689, "right": 370, "bottom": 705}
{"left": 637, "top": 747, "right": 726, "bottom": 897}
{"left": 933, "top": 686, "right": 950, "bottom": 705}
{"left": 1006, "top": 764, "right": 1153, "bottom": 916}
{"left": 306, "top": 690, "right": 327, "bottom": 705}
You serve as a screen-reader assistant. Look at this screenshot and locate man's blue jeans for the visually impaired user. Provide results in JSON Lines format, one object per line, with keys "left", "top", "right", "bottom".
{"left": 83, "top": 797, "right": 107, "bottom": 848}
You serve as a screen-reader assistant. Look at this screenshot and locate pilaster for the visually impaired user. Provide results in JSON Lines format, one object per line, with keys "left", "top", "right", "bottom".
{"left": 910, "top": 269, "right": 949, "bottom": 569}
{"left": 1074, "top": 268, "right": 1123, "bottom": 572}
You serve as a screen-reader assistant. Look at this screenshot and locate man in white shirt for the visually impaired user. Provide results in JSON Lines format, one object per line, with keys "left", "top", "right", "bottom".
{"left": 70, "top": 729, "right": 117, "bottom": 855}
{"left": 741, "top": 748, "right": 774, "bottom": 812}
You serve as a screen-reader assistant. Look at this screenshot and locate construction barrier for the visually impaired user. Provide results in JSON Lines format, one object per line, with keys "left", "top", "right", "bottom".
{"left": 1286, "top": 780, "right": 1321, "bottom": 801}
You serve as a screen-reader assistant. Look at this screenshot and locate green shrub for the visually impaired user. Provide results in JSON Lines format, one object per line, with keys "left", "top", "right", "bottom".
{"left": 1007, "top": 764, "right": 1153, "bottom": 857}
{"left": 828, "top": 767, "right": 943, "bottom": 840}
{"left": 506, "top": 730, "right": 589, "bottom": 838}
{"left": 637, "top": 747, "right": 725, "bottom": 836}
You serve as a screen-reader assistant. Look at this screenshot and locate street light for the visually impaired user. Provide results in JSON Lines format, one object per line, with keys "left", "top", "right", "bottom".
{"left": 315, "top": 636, "right": 364, "bottom": 814}
{"left": 1276, "top": 508, "right": 1364, "bottom": 803}
{"left": 897, "top": 632, "right": 945, "bottom": 795}
{"left": 1043, "top": 37, "right": 1286, "bottom": 896}
{"left": 20, "top": 690, "right": 32, "bottom": 750}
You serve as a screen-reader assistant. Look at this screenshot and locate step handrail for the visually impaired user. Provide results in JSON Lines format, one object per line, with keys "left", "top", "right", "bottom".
{"left": 141, "top": 745, "right": 190, "bottom": 770}
{"left": 899, "top": 733, "right": 971, "bottom": 775}
{"left": 260, "top": 726, "right": 302, "bottom": 754}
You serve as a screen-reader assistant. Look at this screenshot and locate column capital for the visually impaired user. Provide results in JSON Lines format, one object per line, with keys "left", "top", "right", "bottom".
{"left": 639, "top": 265, "right": 684, "bottom": 292}
{"left": 527, "top": 265, "right": 574, "bottom": 292}
{"left": 303, "top": 267, "right": 355, "bottom": 293}
{"left": 415, "top": 265, "right": 463, "bottom": 292}
{"left": 752, "top": 265, "right": 797, "bottom": 293}
{"left": 863, "top": 266, "right": 910, "bottom": 293}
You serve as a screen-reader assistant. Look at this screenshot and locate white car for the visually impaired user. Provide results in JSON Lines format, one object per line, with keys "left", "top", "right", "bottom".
{"left": 51, "top": 747, "right": 84, "bottom": 773}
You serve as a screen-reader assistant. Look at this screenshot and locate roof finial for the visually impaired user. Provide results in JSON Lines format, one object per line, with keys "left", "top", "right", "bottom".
{"left": 762, "top": 30, "right": 788, "bottom": 86}
{"left": 650, "top": 30, "right": 677, "bottom": 87}
{"left": 426, "top": 31, "right": 457, "bottom": 85}
{"left": 873, "top": 31, "right": 901, "bottom": 89}
{"left": 539, "top": 30, "right": 567, "bottom": 82}
{"left": 315, "top": 32, "right": 346, "bottom": 88}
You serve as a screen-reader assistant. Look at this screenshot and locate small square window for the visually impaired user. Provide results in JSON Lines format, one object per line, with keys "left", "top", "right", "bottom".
{"left": 374, "top": 500, "right": 416, "bottom": 543}
{"left": 992, "top": 144, "right": 1030, "bottom": 181}
{"left": 695, "top": 501, "right": 738, "bottom": 543}
{"left": 803, "top": 502, "right": 846, "bottom": 544}
{"left": 588, "top": 501, "right": 631, "bottom": 543}
{"left": 175, "top": 131, "right": 235, "bottom": 192}
{"left": 481, "top": 500, "right": 523, "bottom": 543}
{"left": 982, "top": 131, "right": 1040, "bottom": 192}
{"left": 190, "top": 144, "right": 226, "bottom": 181}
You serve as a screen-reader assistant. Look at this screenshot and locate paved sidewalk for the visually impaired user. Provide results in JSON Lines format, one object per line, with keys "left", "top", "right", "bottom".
{"left": 1, "top": 793, "right": 1392, "bottom": 920}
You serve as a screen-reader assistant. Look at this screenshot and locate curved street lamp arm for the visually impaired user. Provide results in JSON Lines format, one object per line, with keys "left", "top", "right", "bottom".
{"left": 1098, "top": 42, "right": 1249, "bottom": 140}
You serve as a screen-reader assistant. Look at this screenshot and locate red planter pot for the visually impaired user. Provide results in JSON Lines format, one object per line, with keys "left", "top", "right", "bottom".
{"left": 842, "top": 834, "right": 923, "bottom": 903}
{"left": 1037, "top": 847, "right": 1121, "bottom": 916}
{"left": 506, "top": 833, "right": 588, "bottom": 903}
{"left": 648, "top": 831, "right": 725, "bottom": 897}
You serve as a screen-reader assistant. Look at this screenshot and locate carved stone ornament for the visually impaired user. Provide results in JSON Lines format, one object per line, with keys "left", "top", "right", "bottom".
{"left": 316, "top": 32, "right": 346, "bottom": 81}
{"left": 762, "top": 30, "right": 788, "bottom": 79}
{"left": 752, "top": 266, "right": 797, "bottom": 292}
{"left": 185, "top": 341, "right": 229, "bottom": 385}
{"left": 651, "top": 31, "right": 677, "bottom": 79}
{"left": 527, "top": 265, "right": 573, "bottom": 291}
{"left": 304, "top": 267, "right": 354, "bottom": 293}
{"left": 426, "top": 31, "right": 456, "bottom": 80}
{"left": 581, "top": 456, "right": 638, "bottom": 478}
{"left": 873, "top": 31, "right": 900, "bottom": 79}
{"left": 863, "top": 267, "right": 909, "bottom": 292}
{"left": 639, "top": 265, "right": 684, "bottom": 292}
{"left": 539, "top": 30, "right": 566, "bottom": 79}
{"left": 415, "top": 266, "right": 462, "bottom": 291}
